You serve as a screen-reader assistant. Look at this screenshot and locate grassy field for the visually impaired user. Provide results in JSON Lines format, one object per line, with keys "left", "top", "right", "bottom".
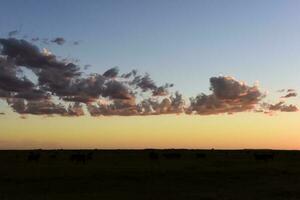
{"left": 0, "top": 149, "right": 300, "bottom": 200}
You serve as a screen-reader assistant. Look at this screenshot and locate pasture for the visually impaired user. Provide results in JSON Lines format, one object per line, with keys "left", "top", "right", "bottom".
{"left": 0, "top": 149, "right": 300, "bottom": 200}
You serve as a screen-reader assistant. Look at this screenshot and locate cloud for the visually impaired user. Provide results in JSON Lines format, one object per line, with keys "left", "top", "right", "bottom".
{"left": 287, "top": 89, "right": 295, "bottom": 92}
{"left": 263, "top": 101, "right": 298, "bottom": 113}
{"left": 87, "top": 99, "right": 138, "bottom": 116}
{"left": 137, "top": 92, "right": 185, "bottom": 115}
{"left": 187, "top": 76, "right": 264, "bottom": 115}
{"left": 103, "top": 67, "right": 119, "bottom": 78}
{"left": 281, "top": 92, "right": 297, "bottom": 98}
{"left": 0, "top": 89, "right": 11, "bottom": 98}
{"left": 277, "top": 89, "right": 285, "bottom": 93}
{"left": 86, "top": 91, "right": 184, "bottom": 116}
{"left": 8, "top": 30, "right": 19, "bottom": 37}
{"left": 51, "top": 37, "right": 66, "bottom": 45}
{"left": 153, "top": 83, "right": 174, "bottom": 96}
{"left": 1, "top": 36, "right": 297, "bottom": 117}
{"left": 0, "top": 56, "right": 35, "bottom": 93}
{"left": 7, "top": 98, "right": 66, "bottom": 115}
{"left": 102, "top": 80, "right": 134, "bottom": 100}
{"left": 67, "top": 102, "right": 85, "bottom": 116}
{"left": 84, "top": 64, "right": 91, "bottom": 70}
{"left": 14, "top": 89, "right": 50, "bottom": 101}
{"left": 0, "top": 38, "right": 80, "bottom": 74}
{"left": 121, "top": 69, "right": 137, "bottom": 79}
{"left": 277, "top": 89, "right": 297, "bottom": 98}
{"left": 31, "top": 37, "right": 39, "bottom": 42}
{"left": 129, "top": 73, "right": 173, "bottom": 96}
{"left": 0, "top": 37, "right": 175, "bottom": 116}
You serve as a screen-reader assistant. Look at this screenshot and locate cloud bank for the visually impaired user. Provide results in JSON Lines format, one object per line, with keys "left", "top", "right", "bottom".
{"left": 0, "top": 37, "right": 298, "bottom": 117}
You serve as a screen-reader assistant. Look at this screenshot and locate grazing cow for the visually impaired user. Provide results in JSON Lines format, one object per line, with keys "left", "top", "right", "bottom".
{"left": 163, "top": 152, "right": 181, "bottom": 159}
{"left": 49, "top": 153, "right": 58, "bottom": 159}
{"left": 86, "top": 152, "right": 93, "bottom": 160}
{"left": 149, "top": 151, "right": 159, "bottom": 160}
{"left": 195, "top": 153, "right": 206, "bottom": 159}
{"left": 254, "top": 153, "right": 274, "bottom": 161}
{"left": 27, "top": 152, "right": 40, "bottom": 162}
{"left": 70, "top": 153, "right": 87, "bottom": 163}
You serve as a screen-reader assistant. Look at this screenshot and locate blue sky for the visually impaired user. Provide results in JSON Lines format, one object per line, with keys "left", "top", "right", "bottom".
{"left": 1, "top": 0, "right": 300, "bottom": 97}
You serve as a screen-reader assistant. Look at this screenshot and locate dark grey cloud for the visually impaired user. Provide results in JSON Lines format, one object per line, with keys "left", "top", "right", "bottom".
{"left": 14, "top": 89, "right": 50, "bottom": 101}
{"left": 51, "top": 37, "right": 66, "bottom": 45}
{"left": 6, "top": 98, "right": 85, "bottom": 117}
{"left": 0, "top": 56, "right": 35, "bottom": 93}
{"left": 0, "top": 37, "right": 174, "bottom": 116}
{"left": 8, "top": 30, "right": 19, "bottom": 37}
{"left": 287, "top": 89, "right": 295, "bottom": 93}
{"left": 187, "top": 76, "right": 264, "bottom": 115}
{"left": 0, "top": 89, "right": 11, "bottom": 98}
{"left": 129, "top": 73, "right": 173, "bottom": 96}
{"left": 1, "top": 36, "right": 297, "bottom": 117}
{"left": 264, "top": 101, "right": 298, "bottom": 113}
{"left": 137, "top": 92, "right": 184, "bottom": 115}
{"left": 7, "top": 98, "right": 67, "bottom": 115}
{"left": 131, "top": 73, "right": 157, "bottom": 92}
{"left": 84, "top": 64, "right": 91, "bottom": 70}
{"left": 121, "top": 69, "right": 137, "bottom": 79}
{"left": 103, "top": 80, "right": 134, "bottom": 100}
{"left": 153, "top": 83, "right": 174, "bottom": 96}
{"left": 281, "top": 92, "right": 297, "bottom": 98}
{"left": 103, "top": 67, "right": 119, "bottom": 78}
{"left": 31, "top": 37, "right": 39, "bottom": 42}
{"left": 86, "top": 91, "right": 184, "bottom": 116}
{"left": 6, "top": 98, "right": 26, "bottom": 114}
{"left": 60, "top": 74, "right": 106, "bottom": 103}
{"left": 0, "top": 38, "right": 80, "bottom": 75}
{"left": 67, "top": 102, "right": 85, "bottom": 116}
{"left": 87, "top": 99, "right": 138, "bottom": 116}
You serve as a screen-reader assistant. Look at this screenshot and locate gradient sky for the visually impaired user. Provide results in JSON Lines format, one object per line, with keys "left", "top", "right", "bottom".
{"left": 1, "top": 0, "right": 300, "bottom": 149}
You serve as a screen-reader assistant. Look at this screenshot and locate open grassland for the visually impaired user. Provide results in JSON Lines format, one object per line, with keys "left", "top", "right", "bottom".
{"left": 0, "top": 149, "right": 300, "bottom": 200}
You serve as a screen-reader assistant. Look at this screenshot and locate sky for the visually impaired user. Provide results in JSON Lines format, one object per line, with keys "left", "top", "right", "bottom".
{"left": 0, "top": 0, "right": 300, "bottom": 149}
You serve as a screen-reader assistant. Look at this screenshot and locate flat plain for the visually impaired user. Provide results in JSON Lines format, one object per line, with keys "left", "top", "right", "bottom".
{"left": 0, "top": 149, "right": 300, "bottom": 200}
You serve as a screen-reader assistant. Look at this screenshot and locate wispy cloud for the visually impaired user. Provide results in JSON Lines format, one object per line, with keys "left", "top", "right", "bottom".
{"left": 51, "top": 37, "right": 66, "bottom": 45}
{"left": 281, "top": 92, "right": 297, "bottom": 98}
{"left": 262, "top": 101, "right": 298, "bottom": 113}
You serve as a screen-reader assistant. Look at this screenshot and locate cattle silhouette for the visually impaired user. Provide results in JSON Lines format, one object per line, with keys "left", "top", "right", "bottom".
{"left": 49, "top": 154, "right": 57, "bottom": 159}
{"left": 86, "top": 152, "right": 93, "bottom": 160}
{"left": 70, "top": 153, "right": 88, "bottom": 163}
{"left": 195, "top": 153, "right": 206, "bottom": 159}
{"left": 254, "top": 153, "right": 274, "bottom": 161}
{"left": 163, "top": 152, "right": 181, "bottom": 159}
{"left": 49, "top": 152, "right": 58, "bottom": 159}
{"left": 27, "top": 152, "right": 40, "bottom": 162}
{"left": 149, "top": 151, "right": 159, "bottom": 160}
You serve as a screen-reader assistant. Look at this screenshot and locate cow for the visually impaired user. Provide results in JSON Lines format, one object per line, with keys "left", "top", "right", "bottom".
{"left": 254, "top": 153, "right": 274, "bottom": 161}
{"left": 70, "top": 153, "right": 87, "bottom": 163}
{"left": 27, "top": 152, "right": 40, "bottom": 162}
{"left": 195, "top": 153, "right": 206, "bottom": 159}
{"left": 149, "top": 151, "right": 159, "bottom": 160}
{"left": 86, "top": 152, "right": 93, "bottom": 160}
{"left": 163, "top": 152, "right": 181, "bottom": 159}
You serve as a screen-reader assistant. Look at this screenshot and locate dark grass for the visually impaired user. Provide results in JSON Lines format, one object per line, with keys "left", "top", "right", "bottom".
{"left": 0, "top": 149, "right": 300, "bottom": 200}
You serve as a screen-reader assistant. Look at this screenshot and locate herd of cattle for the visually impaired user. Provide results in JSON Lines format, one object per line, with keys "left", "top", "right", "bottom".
{"left": 26, "top": 151, "right": 276, "bottom": 163}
